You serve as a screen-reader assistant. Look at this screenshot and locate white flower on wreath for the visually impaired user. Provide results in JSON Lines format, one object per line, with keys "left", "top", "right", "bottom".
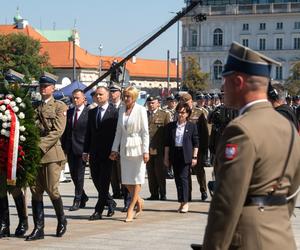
{"left": 2, "top": 122, "right": 8, "bottom": 129}
{"left": 20, "top": 103, "right": 26, "bottom": 109}
{"left": 13, "top": 106, "right": 19, "bottom": 113}
{"left": 10, "top": 101, "right": 16, "bottom": 107}
{"left": 4, "top": 110, "right": 10, "bottom": 115}
{"left": 15, "top": 97, "right": 22, "bottom": 103}
{"left": 4, "top": 99, "right": 10, "bottom": 105}
{"left": 0, "top": 105, "right": 6, "bottom": 111}
{"left": 0, "top": 113, "right": 2, "bottom": 119}
{"left": 6, "top": 94, "right": 14, "bottom": 100}
{"left": 19, "top": 126, "right": 26, "bottom": 132}
{"left": 1, "top": 115, "right": 8, "bottom": 122}
{"left": 1, "top": 129, "right": 6, "bottom": 135}
{"left": 18, "top": 112, "right": 25, "bottom": 119}
{"left": 20, "top": 135, "right": 26, "bottom": 142}
{"left": 6, "top": 114, "right": 11, "bottom": 121}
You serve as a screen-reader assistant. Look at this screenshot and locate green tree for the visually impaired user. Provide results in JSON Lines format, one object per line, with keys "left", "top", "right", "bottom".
{"left": 182, "top": 56, "right": 209, "bottom": 92}
{"left": 285, "top": 61, "right": 300, "bottom": 95}
{"left": 0, "top": 33, "right": 52, "bottom": 82}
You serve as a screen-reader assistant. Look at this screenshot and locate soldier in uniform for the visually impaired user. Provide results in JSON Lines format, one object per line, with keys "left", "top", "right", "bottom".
{"left": 26, "top": 72, "right": 68, "bottom": 241}
{"left": 180, "top": 93, "right": 209, "bottom": 201}
{"left": 195, "top": 93, "right": 209, "bottom": 118}
{"left": 164, "top": 95, "right": 177, "bottom": 122}
{"left": 146, "top": 95, "right": 171, "bottom": 200}
{"left": 193, "top": 42, "right": 300, "bottom": 250}
{"left": 0, "top": 70, "right": 29, "bottom": 238}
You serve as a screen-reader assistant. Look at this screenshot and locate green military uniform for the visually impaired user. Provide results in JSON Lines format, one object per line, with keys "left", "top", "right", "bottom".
{"left": 147, "top": 108, "right": 171, "bottom": 200}
{"left": 27, "top": 72, "right": 68, "bottom": 241}
{"left": 189, "top": 107, "right": 209, "bottom": 200}
{"left": 200, "top": 42, "right": 300, "bottom": 250}
{"left": 31, "top": 97, "right": 67, "bottom": 200}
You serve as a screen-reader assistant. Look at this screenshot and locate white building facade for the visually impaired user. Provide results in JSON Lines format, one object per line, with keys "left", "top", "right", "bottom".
{"left": 181, "top": 1, "right": 300, "bottom": 90}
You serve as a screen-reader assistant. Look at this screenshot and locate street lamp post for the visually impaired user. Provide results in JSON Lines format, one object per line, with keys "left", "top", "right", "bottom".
{"left": 176, "top": 20, "right": 180, "bottom": 91}
{"left": 98, "top": 44, "right": 103, "bottom": 77}
{"left": 72, "top": 29, "right": 77, "bottom": 82}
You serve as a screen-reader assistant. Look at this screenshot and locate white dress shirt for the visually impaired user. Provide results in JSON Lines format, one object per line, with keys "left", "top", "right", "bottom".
{"left": 175, "top": 122, "right": 186, "bottom": 147}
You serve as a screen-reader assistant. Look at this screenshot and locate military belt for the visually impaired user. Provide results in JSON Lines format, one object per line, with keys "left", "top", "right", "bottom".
{"left": 244, "top": 195, "right": 287, "bottom": 207}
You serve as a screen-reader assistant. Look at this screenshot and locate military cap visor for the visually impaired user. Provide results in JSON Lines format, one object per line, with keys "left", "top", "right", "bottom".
{"left": 39, "top": 72, "right": 58, "bottom": 86}
{"left": 146, "top": 96, "right": 160, "bottom": 102}
{"left": 5, "top": 69, "right": 24, "bottom": 83}
{"left": 222, "top": 42, "right": 281, "bottom": 78}
{"left": 109, "top": 84, "right": 122, "bottom": 92}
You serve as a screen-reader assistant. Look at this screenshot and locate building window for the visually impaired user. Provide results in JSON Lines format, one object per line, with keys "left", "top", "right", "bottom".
{"left": 213, "top": 60, "right": 223, "bottom": 80}
{"left": 191, "top": 30, "right": 197, "bottom": 47}
{"left": 259, "top": 23, "right": 266, "bottom": 30}
{"left": 242, "top": 39, "right": 249, "bottom": 47}
{"left": 294, "top": 38, "right": 300, "bottom": 49}
{"left": 213, "top": 28, "right": 223, "bottom": 46}
{"left": 276, "top": 38, "right": 283, "bottom": 50}
{"left": 276, "top": 22, "right": 283, "bottom": 30}
{"left": 242, "top": 23, "right": 249, "bottom": 31}
{"left": 275, "top": 66, "right": 282, "bottom": 80}
{"left": 259, "top": 38, "right": 266, "bottom": 50}
{"left": 294, "top": 22, "right": 300, "bottom": 29}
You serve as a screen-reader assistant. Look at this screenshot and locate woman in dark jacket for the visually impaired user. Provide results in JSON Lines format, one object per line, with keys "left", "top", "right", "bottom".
{"left": 164, "top": 103, "right": 199, "bottom": 213}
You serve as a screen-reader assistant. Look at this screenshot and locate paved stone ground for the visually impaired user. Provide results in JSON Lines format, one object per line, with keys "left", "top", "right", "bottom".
{"left": 1, "top": 168, "right": 300, "bottom": 250}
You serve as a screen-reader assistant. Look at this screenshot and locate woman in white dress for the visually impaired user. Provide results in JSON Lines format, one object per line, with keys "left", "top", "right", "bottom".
{"left": 109, "top": 86, "right": 149, "bottom": 222}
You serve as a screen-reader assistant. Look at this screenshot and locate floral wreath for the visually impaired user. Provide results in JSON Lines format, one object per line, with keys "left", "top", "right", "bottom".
{"left": 0, "top": 85, "right": 40, "bottom": 188}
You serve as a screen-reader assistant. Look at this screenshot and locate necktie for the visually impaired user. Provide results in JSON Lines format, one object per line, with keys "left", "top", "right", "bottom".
{"left": 73, "top": 108, "right": 79, "bottom": 128}
{"left": 96, "top": 107, "right": 103, "bottom": 128}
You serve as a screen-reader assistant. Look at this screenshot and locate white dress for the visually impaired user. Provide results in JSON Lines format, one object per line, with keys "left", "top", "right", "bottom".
{"left": 111, "top": 103, "right": 149, "bottom": 185}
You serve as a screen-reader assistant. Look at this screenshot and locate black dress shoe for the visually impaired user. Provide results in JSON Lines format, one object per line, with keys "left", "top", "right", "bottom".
{"left": 122, "top": 205, "right": 129, "bottom": 213}
{"left": 201, "top": 192, "right": 208, "bottom": 201}
{"left": 146, "top": 196, "right": 159, "bottom": 201}
{"left": 69, "top": 200, "right": 81, "bottom": 211}
{"left": 190, "top": 243, "right": 202, "bottom": 250}
{"left": 107, "top": 203, "right": 116, "bottom": 217}
{"left": 160, "top": 196, "right": 167, "bottom": 201}
{"left": 25, "top": 228, "right": 44, "bottom": 241}
{"left": 79, "top": 196, "right": 89, "bottom": 208}
{"left": 89, "top": 212, "right": 102, "bottom": 221}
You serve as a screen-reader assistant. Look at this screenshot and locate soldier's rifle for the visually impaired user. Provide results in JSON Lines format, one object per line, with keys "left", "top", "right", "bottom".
{"left": 83, "top": 0, "right": 201, "bottom": 93}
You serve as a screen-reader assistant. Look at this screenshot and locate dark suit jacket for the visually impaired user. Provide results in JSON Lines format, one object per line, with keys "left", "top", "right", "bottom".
{"left": 165, "top": 121, "right": 199, "bottom": 164}
{"left": 83, "top": 103, "right": 118, "bottom": 160}
{"left": 62, "top": 106, "right": 89, "bottom": 155}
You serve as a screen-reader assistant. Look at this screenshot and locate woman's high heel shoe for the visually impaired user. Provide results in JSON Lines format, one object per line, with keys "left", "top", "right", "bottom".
{"left": 135, "top": 199, "right": 144, "bottom": 218}
{"left": 125, "top": 209, "right": 135, "bottom": 222}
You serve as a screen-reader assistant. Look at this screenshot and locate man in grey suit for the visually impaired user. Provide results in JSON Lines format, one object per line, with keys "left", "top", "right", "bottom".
{"left": 62, "top": 89, "right": 89, "bottom": 211}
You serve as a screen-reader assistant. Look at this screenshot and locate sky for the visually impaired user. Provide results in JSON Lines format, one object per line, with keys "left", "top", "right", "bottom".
{"left": 1, "top": 0, "right": 185, "bottom": 60}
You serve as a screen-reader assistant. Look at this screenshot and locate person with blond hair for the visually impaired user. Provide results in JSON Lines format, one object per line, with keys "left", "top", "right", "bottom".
{"left": 110, "top": 86, "right": 149, "bottom": 222}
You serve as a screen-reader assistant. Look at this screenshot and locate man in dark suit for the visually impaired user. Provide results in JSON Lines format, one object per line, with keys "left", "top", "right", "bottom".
{"left": 62, "top": 89, "right": 89, "bottom": 211}
{"left": 83, "top": 86, "right": 118, "bottom": 220}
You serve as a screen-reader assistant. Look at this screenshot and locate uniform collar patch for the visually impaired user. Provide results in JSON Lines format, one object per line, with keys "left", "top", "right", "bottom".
{"left": 225, "top": 144, "right": 238, "bottom": 160}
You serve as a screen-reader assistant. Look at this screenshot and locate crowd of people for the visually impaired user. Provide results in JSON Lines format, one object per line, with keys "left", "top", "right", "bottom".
{"left": 1, "top": 42, "right": 300, "bottom": 250}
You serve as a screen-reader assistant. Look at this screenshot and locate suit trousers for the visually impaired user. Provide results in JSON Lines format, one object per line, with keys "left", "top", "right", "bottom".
{"left": 110, "top": 159, "right": 122, "bottom": 197}
{"left": 30, "top": 162, "right": 62, "bottom": 201}
{"left": 67, "top": 151, "right": 87, "bottom": 201}
{"left": 90, "top": 157, "right": 114, "bottom": 214}
{"left": 147, "top": 154, "right": 166, "bottom": 198}
{"left": 173, "top": 147, "right": 190, "bottom": 203}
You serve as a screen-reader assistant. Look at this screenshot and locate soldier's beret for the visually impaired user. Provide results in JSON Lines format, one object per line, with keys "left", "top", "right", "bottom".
{"left": 166, "top": 95, "right": 176, "bottom": 101}
{"left": 109, "top": 83, "right": 122, "bottom": 92}
{"left": 195, "top": 93, "right": 205, "bottom": 100}
{"left": 39, "top": 71, "right": 58, "bottom": 86}
{"left": 222, "top": 42, "right": 281, "bottom": 77}
{"left": 180, "top": 93, "right": 192, "bottom": 102}
{"left": 146, "top": 95, "right": 160, "bottom": 102}
{"left": 5, "top": 69, "right": 24, "bottom": 83}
